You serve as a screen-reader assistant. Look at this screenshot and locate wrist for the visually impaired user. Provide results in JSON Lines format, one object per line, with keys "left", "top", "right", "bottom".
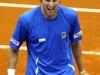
{"left": 7, "top": 69, "right": 16, "bottom": 75}
{"left": 80, "top": 69, "right": 86, "bottom": 74}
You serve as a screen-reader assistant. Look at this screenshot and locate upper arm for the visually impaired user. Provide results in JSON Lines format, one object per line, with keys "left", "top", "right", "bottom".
{"left": 9, "top": 48, "right": 18, "bottom": 56}
{"left": 69, "top": 12, "right": 82, "bottom": 43}
{"left": 9, "top": 16, "right": 28, "bottom": 51}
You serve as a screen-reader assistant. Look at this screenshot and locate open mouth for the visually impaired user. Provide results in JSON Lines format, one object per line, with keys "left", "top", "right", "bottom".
{"left": 47, "top": 6, "right": 55, "bottom": 10}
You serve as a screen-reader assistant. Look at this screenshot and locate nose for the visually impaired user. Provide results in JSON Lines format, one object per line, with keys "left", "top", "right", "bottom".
{"left": 48, "top": 1, "right": 54, "bottom": 7}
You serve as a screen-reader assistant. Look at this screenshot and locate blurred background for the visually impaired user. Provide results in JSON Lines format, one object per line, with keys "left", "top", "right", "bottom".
{"left": 0, "top": 0, "right": 100, "bottom": 75}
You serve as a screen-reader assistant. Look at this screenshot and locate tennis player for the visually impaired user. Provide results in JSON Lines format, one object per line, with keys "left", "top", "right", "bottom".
{"left": 8, "top": 0, "right": 89, "bottom": 75}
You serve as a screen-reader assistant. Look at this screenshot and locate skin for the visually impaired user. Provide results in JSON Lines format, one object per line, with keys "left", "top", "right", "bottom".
{"left": 71, "top": 42, "right": 84, "bottom": 72}
{"left": 71, "top": 41, "right": 87, "bottom": 75}
{"left": 8, "top": 49, "right": 18, "bottom": 69}
{"left": 41, "top": 0, "right": 60, "bottom": 19}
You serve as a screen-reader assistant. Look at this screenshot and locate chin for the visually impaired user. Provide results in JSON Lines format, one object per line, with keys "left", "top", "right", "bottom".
{"left": 46, "top": 14, "right": 57, "bottom": 19}
{"left": 48, "top": 11, "right": 57, "bottom": 16}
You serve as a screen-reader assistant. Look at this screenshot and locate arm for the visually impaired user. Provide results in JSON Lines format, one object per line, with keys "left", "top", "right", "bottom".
{"left": 71, "top": 41, "right": 88, "bottom": 75}
{"left": 7, "top": 16, "right": 27, "bottom": 75}
{"left": 7, "top": 49, "right": 19, "bottom": 75}
{"left": 71, "top": 41, "right": 84, "bottom": 72}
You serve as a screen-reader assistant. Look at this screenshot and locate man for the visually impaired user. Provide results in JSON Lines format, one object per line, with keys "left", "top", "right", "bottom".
{"left": 8, "top": 0, "right": 89, "bottom": 75}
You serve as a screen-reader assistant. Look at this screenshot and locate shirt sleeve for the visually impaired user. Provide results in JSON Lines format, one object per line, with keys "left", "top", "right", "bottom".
{"left": 69, "top": 13, "right": 82, "bottom": 43}
{"left": 9, "top": 16, "right": 28, "bottom": 50}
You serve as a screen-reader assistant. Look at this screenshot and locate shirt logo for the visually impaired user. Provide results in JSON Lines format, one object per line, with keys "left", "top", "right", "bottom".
{"left": 39, "top": 38, "right": 46, "bottom": 42}
{"left": 74, "top": 31, "right": 82, "bottom": 39}
{"left": 61, "top": 32, "right": 66, "bottom": 39}
{"left": 10, "top": 37, "right": 20, "bottom": 46}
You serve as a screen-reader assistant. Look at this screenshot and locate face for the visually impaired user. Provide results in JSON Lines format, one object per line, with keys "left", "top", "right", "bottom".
{"left": 41, "top": 0, "right": 60, "bottom": 19}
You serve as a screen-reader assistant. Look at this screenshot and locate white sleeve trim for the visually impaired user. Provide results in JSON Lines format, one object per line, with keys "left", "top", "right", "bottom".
{"left": 10, "top": 37, "right": 20, "bottom": 46}
{"left": 73, "top": 31, "right": 82, "bottom": 39}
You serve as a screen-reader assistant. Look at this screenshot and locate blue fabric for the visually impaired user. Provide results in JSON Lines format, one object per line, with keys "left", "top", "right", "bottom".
{"left": 10, "top": 5, "right": 82, "bottom": 75}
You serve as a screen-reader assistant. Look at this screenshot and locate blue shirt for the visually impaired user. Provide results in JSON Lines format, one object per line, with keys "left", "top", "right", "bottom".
{"left": 10, "top": 5, "right": 82, "bottom": 75}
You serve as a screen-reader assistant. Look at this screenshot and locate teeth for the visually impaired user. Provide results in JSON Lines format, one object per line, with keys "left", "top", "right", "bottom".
{"left": 47, "top": 6, "right": 54, "bottom": 10}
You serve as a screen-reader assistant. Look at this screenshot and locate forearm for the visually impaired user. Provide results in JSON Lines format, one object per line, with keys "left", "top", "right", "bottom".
{"left": 8, "top": 49, "right": 18, "bottom": 69}
{"left": 71, "top": 42, "right": 84, "bottom": 72}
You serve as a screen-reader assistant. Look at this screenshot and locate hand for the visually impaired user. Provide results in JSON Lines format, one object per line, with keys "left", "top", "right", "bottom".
{"left": 80, "top": 70, "right": 89, "bottom": 75}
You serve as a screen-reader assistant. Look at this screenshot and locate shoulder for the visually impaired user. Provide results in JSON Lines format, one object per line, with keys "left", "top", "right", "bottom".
{"left": 19, "top": 5, "right": 40, "bottom": 21}
{"left": 59, "top": 5, "right": 78, "bottom": 24}
{"left": 16, "top": 6, "right": 40, "bottom": 31}
{"left": 59, "top": 5, "right": 77, "bottom": 18}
